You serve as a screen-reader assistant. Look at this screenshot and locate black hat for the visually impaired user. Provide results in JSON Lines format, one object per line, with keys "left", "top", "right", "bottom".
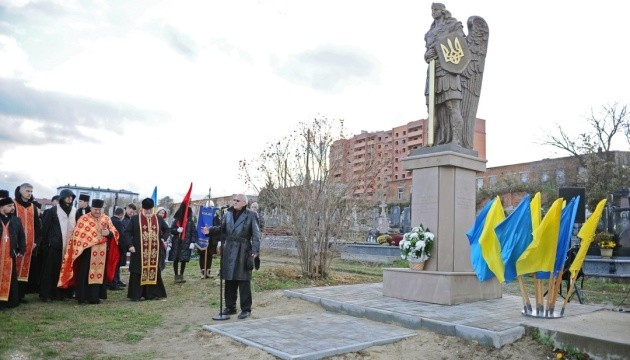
{"left": 51, "top": 195, "right": 60, "bottom": 202}
{"left": 141, "top": 198, "right": 154, "bottom": 210}
{"left": 91, "top": 199, "right": 104, "bottom": 208}
{"left": 59, "top": 189, "right": 76, "bottom": 201}
{"left": 0, "top": 197, "right": 13, "bottom": 207}
{"left": 79, "top": 194, "right": 90, "bottom": 202}
{"left": 0, "top": 189, "right": 9, "bottom": 198}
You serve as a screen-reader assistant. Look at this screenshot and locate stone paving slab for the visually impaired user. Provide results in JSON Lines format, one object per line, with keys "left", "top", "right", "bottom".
{"left": 203, "top": 312, "right": 416, "bottom": 360}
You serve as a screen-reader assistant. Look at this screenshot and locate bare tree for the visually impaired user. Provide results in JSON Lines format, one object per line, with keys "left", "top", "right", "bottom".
{"left": 240, "top": 117, "right": 384, "bottom": 279}
{"left": 543, "top": 103, "right": 630, "bottom": 207}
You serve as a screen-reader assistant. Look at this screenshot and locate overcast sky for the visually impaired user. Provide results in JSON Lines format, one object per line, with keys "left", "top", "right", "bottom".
{"left": 1, "top": 0, "right": 628, "bottom": 201}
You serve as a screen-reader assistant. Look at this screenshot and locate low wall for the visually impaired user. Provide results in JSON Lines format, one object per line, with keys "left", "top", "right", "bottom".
{"left": 261, "top": 235, "right": 398, "bottom": 263}
{"left": 582, "top": 256, "right": 630, "bottom": 278}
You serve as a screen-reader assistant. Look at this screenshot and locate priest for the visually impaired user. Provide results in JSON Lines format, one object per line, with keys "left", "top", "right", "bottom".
{"left": 0, "top": 197, "right": 26, "bottom": 310}
{"left": 125, "top": 198, "right": 169, "bottom": 301}
{"left": 58, "top": 199, "right": 120, "bottom": 304}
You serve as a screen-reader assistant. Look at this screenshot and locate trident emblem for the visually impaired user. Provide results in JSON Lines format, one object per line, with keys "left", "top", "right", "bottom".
{"left": 440, "top": 37, "right": 465, "bottom": 64}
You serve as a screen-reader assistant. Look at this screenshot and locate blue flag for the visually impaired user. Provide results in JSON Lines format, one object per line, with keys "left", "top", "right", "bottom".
{"left": 467, "top": 198, "right": 496, "bottom": 282}
{"left": 196, "top": 206, "right": 217, "bottom": 250}
{"left": 494, "top": 194, "right": 532, "bottom": 283}
{"left": 151, "top": 186, "right": 157, "bottom": 208}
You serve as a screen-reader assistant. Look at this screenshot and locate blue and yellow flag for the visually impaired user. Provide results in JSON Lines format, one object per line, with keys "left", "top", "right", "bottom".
{"left": 569, "top": 199, "right": 607, "bottom": 279}
{"left": 495, "top": 194, "right": 532, "bottom": 284}
{"left": 467, "top": 198, "right": 495, "bottom": 282}
{"left": 516, "top": 198, "right": 563, "bottom": 275}
{"left": 479, "top": 196, "right": 506, "bottom": 283}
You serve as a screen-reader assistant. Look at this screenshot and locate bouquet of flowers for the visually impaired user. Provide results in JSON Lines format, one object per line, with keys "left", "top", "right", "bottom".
{"left": 399, "top": 225, "right": 435, "bottom": 262}
{"left": 595, "top": 232, "right": 617, "bottom": 249}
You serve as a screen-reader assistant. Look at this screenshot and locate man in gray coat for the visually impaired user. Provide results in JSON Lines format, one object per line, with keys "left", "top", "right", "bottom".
{"left": 204, "top": 193, "right": 260, "bottom": 319}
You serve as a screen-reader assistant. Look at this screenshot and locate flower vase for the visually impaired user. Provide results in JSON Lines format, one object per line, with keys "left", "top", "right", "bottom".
{"left": 408, "top": 258, "right": 425, "bottom": 271}
{"left": 600, "top": 248, "right": 613, "bottom": 258}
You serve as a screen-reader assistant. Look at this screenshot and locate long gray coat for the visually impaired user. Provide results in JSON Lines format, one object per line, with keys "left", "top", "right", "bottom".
{"left": 215, "top": 208, "right": 260, "bottom": 281}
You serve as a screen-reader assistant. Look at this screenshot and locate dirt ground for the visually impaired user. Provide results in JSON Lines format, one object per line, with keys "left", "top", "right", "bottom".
{"left": 79, "top": 285, "right": 551, "bottom": 360}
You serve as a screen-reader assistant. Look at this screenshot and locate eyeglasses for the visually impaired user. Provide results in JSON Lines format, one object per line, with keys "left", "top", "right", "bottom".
{"left": 233, "top": 199, "right": 241, "bottom": 202}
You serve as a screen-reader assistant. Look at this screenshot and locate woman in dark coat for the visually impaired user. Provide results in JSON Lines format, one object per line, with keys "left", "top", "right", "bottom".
{"left": 169, "top": 206, "right": 197, "bottom": 283}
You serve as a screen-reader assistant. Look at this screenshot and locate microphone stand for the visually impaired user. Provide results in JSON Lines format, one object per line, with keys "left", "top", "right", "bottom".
{"left": 212, "top": 239, "right": 229, "bottom": 321}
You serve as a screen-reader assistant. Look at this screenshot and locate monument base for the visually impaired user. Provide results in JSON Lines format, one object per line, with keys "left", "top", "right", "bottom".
{"left": 383, "top": 268, "right": 502, "bottom": 305}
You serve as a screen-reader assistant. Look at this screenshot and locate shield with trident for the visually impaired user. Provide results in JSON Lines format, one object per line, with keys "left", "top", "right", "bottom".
{"left": 435, "top": 32, "right": 471, "bottom": 74}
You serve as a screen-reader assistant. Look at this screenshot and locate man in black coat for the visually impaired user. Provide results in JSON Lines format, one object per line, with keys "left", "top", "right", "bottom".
{"left": 75, "top": 194, "right": 91, "bottom": 222}
{"left": 109, "top": 207, "right": 128, "bottom": 290}
{"left": 39, "top": 189, "right": 77, "bottom": 301}
{"left": 204, "top": 193, "right": 260, "bottom": 319}
{"left": 0, "top": 197, "right": 26, "bottom": 310}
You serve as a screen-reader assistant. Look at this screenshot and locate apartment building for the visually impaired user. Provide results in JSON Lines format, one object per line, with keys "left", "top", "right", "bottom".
{"left": 332, "top": 118, "right": 486, "bottom": 204}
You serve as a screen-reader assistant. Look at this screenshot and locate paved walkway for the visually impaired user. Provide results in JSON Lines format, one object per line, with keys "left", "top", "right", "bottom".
{"left": 203, "top": 283, "right": 630, "bottom": 360}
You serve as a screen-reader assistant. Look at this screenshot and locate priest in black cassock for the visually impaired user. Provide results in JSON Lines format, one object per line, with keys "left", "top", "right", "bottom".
{"left": 125, "top": 198, "right": 169, "bottom": 301}
{"left": 0, "top": 197, "right": 26, "bottom": 310}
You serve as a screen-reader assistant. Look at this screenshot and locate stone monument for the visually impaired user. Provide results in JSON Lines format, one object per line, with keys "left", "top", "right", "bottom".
{"left": 377, "top": 202, "right": 390, "bottom": 234}
{"left": 383, "top": 3, "right": 499, "bottom": 305}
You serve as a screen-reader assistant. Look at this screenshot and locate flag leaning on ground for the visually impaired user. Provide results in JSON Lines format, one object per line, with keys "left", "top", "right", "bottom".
{"left": 151, "top": 186, "right": 158, "bottom": 213}
{"left": 479, "top": 196, "right": 506, "bottom": 283}
{"left": 561, "top": 198, "right": 607, "bottom": 315}
{"left": 494, "top": 193, "right": 533, "bottom": 284}
{"left": 467, "top": 198, "right": 496, "bottom": 282}
{"left": 196, "top": 206, "right": 217, "bottom": 250}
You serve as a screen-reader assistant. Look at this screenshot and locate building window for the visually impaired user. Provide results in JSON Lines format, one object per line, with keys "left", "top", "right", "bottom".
{"left": 398, "top": 187, "right": 403, "bottom": 200}
{"left": 541, "top": 171, "right": 549, "bottom": 183}
{"left": 403, "top": 131, "right": 406, "bottom": 135}
{"left": 520, "top": 172, "right": 529, "bottom": 183}
{"left": 402, "top": 174, "right": 405, "bottom": 179}
{"left": 556, "top": 169, "right": 565, "bottom": 185}
{"left": 489, "top": 176, "right": 497, "bottom": 187}
{"left": 476, "top": 178, "right": 484, "bottom": 189}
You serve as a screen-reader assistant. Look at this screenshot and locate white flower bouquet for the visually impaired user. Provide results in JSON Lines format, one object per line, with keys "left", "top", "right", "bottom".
{"left": 399, "top": 225, "right": 435, "bottom": 262}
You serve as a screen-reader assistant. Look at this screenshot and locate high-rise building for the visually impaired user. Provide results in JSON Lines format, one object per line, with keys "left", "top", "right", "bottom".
{"left": 331, "top": 118, "right": 486, "bottom": 204}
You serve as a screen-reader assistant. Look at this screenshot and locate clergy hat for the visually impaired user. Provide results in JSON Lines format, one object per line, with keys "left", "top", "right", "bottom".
{"left": 0, "top": 197, "right": 13, "bottom": 207}
{"left": 91, "top": 199, "right": 104, "bottom": 208}
{"left": 141, "top": 198, "right": 154, "bottom": 210}
{"left": 0, "top": 189, "right": 9, "bottom": 198}
{"left": 79, "top": 194, "right": 90, "bottom": 202}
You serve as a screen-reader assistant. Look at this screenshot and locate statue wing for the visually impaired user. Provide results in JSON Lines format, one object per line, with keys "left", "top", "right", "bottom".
{"left": 461, "top": 16, "right": 489, "bottom": 149}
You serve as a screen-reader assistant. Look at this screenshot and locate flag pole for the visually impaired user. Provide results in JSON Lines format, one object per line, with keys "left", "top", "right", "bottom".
{"left": 560, "top": 277, "right": 577, "bottom": 316}
{"left": 212, "top": 242, "right": 229, "bottom": 321}
{"left": 517, "top": 276, "right": 532, "bottom": 314}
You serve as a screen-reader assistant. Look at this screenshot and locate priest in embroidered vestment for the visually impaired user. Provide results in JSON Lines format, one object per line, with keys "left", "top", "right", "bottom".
{"left": 0, "top": 197, "right": 26, "bottom": 310}
{"left": 125, "top": 198, "right": 169, "bottom": 301}
{"left": 58, "top": 199, "right": 120, "bottom": 304}
{"left": 13, "top": 183, "right": 42, "bottom": 300}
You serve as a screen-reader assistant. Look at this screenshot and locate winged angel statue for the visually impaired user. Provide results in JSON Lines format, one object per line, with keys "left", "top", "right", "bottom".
{"left": 424, "top": 3, "right": 489, "bottom": 149}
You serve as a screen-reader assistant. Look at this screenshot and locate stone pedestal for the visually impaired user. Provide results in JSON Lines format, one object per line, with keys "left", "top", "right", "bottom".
{"left": 383, "top": 145, "right": 502, "bottom": 305}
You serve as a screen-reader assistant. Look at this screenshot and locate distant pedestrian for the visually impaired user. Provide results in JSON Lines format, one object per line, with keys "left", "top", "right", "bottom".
{"left": 109, "top": 207, "right": 127, "bottom": 290}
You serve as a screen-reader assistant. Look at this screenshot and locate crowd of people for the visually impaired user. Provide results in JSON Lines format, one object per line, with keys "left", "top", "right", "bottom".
{"left": 0, "top": 184, "right": 262, "bottom": 320}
